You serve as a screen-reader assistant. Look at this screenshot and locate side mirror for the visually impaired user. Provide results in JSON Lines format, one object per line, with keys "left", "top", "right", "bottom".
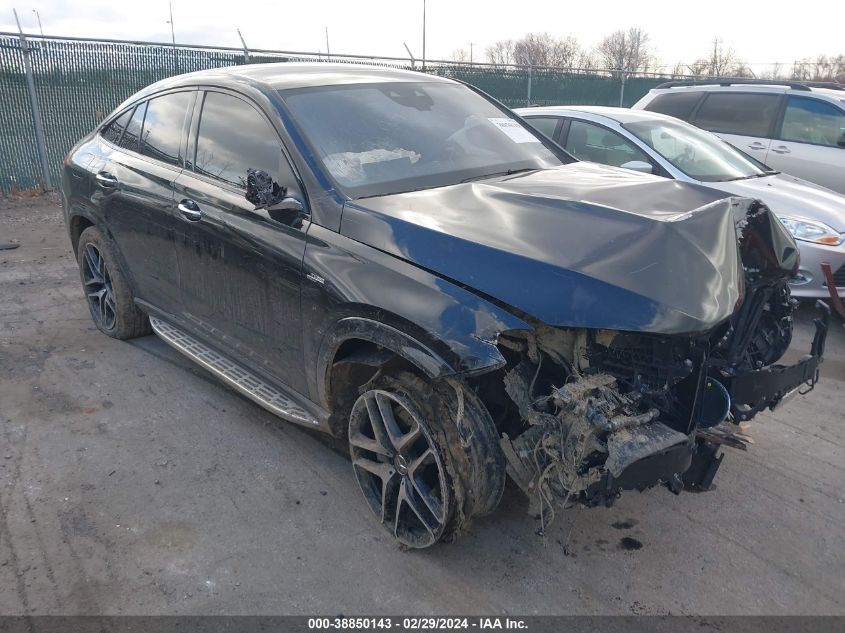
{"left": 246, "top": 168, "right": 286, "bottom": 209}
{"left": 620, "top": 160, "right": 654, "bottom": 174}
{"left": 837, "top": 132, "right": 845, "bottom": 148}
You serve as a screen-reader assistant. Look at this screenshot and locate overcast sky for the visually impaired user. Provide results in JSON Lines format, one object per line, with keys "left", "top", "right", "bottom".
{"left": 1, "top": 0, "right": 841, "bottom": 71}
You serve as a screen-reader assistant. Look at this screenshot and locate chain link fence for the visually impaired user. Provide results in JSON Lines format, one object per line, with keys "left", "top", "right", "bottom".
{"left": 0, "top": 32, "right": 669, "bottom": 193}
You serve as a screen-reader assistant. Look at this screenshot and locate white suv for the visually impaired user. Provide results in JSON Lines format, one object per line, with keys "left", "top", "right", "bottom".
{"left": 632, "top": 81, "right": 845, "bottom": 194}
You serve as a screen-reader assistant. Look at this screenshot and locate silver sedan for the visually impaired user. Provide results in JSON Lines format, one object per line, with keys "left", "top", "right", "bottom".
{"left": 516, "top": 105, "right": 845, "bottom": 299}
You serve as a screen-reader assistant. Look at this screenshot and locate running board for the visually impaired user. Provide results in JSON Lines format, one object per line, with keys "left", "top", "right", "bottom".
{"left": 149, "top": 316, "right": 320, "bottom": 427}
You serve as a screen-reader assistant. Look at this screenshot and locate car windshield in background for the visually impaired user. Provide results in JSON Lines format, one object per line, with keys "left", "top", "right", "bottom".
{"left": 624, "top": 118, "right": 772, "bottom": 182}
{"left": 281, "top": 82, "right": 564, "bottom": 198}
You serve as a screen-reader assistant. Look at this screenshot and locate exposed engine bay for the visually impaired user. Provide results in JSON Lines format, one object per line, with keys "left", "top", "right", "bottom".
{"left": 484, "top": 201, "right": 829, "bottom": 525}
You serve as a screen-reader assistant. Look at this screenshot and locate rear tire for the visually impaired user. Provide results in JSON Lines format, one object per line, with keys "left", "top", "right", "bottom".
{"left": 77, "top": 226, "right": 151, "bottom": 340}
{"left": 348, "top": 370, "right": 505, "bottom": 548}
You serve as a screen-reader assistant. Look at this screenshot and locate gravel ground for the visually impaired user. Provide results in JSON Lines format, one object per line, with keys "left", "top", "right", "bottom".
{"left": 1, "top": 195, "right": 844, "bottom": 615}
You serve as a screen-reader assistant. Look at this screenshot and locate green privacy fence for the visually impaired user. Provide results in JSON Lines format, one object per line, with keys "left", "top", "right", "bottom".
{"left": 0, "top": 33, "right": 667, "bottom": 192}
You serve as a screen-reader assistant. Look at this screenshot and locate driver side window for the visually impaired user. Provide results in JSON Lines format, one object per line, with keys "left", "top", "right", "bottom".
{"left": 193, "top": 91, "right": 291, "bottom": 190}
{"left": 564, "top": 120, "right": 650, "bottom": 168}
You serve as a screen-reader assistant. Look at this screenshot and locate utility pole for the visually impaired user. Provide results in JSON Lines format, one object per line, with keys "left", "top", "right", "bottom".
{"left": 469, "top": 42, "right": 474, "bottom": 65}
{"left": 421, "top": 0, "right": 426, "bottom": 71}
{"left": 32, "top": 9, "right": 43, "bottom": 36}
{"left": 325, "top": 27, "right": 330, "bottom": 59}
{"left": 167, "top": 1, "right": 175, "bottom": 45}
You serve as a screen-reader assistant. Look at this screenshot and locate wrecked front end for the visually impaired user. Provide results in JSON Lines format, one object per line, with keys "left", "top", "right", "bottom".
{"left": 493, "top": 199, "right": 828, "bottom": 523}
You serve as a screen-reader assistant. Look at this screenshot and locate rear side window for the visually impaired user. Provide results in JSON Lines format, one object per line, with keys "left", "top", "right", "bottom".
{"left": 780, "top": 96, "right": 845, "bottom": 147}
{"left": 194, "top": 91, "right": 285, "bottom": 189}
{"left": 118, "top": 102, "right": 147, "bottom": 153}
{"left": 140, "top": 92, "right": 193, "bottom": 166}
{"left": 524, "top": 117, "right": 559, "bottom": 140}
{"left": 642, "top": 91, "right": 702, "bottom": 121}
{"left": 693, "top": 93, "right": 780, "bottom": 138}
{"left": 102, "top": 109, "right": 132, "bottom": 145}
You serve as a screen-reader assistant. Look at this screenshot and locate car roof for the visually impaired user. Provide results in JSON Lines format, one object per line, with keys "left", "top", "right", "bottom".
{"left": 645, "top": 82, "right": 845, "bottom": 102}
{"left": 128, "top": 62, "right": 452, "bottom": 104}
{"left": 517, "top": 105, "right": 673, "bottom": 124}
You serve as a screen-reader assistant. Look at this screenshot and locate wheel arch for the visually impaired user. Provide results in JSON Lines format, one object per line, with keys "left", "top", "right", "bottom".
{"left": 316, "top": 310, "right": 516, "bottom": 436}
{"left": 68, "top": 212, "right": 95, "bottom": 254}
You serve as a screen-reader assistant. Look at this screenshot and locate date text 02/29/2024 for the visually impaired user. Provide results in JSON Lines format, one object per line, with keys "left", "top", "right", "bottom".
{"left": 307, "top": 617, "right": 528, "bottom": 630}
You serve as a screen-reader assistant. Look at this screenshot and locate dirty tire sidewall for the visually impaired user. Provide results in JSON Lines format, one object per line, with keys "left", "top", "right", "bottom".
{"left": 77, "top": 226, "right": 151, "bottom": 340}
{"left": 355, "top": 371, "right": 506, "bottom": 545}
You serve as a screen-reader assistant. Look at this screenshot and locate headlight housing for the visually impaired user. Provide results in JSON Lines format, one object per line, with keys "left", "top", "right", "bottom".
{"left": 778, "top": 216, "right": 843, "bottom": 246}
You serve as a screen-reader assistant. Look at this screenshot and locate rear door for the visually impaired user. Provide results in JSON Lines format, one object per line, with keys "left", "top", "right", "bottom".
{"left": 173, "top": 89, "right": 309, "bottom": 393}
{"left": 96, "top": 90, "right": 195, "bottom": 315}
{"left": 768, "top": 95, "right": 845, "bottom": 194}
{"left": 690, "top": 92, "right": 781, "bottom": 161}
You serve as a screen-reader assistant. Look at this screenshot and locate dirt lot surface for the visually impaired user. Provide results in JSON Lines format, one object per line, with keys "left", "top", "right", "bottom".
{"left": 1, "top": 196, "right": 844, "bottom": 615}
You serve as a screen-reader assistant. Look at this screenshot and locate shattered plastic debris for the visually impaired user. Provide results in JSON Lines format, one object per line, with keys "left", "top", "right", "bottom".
{"left": 501, "top": 366, "right": 687, "bottom": 529}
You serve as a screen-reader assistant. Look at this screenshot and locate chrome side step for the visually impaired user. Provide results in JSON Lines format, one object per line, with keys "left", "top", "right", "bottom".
{"left": 149, "top": 316, "right": 320, "bottom": 427}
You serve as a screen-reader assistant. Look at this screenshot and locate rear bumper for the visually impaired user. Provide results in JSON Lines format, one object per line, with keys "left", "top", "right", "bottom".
{"left": 727, "top": 300, "right": 829, "bottom": 421}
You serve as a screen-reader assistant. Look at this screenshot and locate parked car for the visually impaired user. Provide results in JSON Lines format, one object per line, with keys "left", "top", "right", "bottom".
{"left": 631, "top": 80, "right": 845, "bottom": 195}
{"left": 62, "top": 64, "right": 827, "bottom": 548}
{"left": 517, "top": 105, "right": 845, "bottom": 299}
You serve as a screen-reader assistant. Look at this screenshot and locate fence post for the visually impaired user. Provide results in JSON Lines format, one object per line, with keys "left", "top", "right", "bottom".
{"left": 237, "top": 29, "right": 250, "bottom": 64}
{"left": 14, "top": 10, "right": 52, "bottom": 191}
{"left": 619, "top": 71, "right": 626, "bottom": 107}
{"left": 527, "top": 66, "right": 533, "bottom": 105}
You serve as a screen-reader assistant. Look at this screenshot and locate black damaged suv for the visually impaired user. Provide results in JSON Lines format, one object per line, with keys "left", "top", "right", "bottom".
{"left": 61, "top": 64, "right": 827, "bottom": 548}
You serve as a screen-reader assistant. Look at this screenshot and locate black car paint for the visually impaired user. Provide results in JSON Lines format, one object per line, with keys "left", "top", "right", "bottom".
{"left": 62, "top": 64, "right": 803, "bottom": 435}
{"left": 342, "top": 163, "right": 797, "bottom": 335}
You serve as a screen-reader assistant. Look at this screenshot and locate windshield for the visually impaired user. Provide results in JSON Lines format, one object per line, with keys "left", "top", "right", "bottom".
{"left": 280, "top": 82, "right": 565, "bottom": 198}
{"left": 623, "top": 118, "right": 773, "bottom": 182}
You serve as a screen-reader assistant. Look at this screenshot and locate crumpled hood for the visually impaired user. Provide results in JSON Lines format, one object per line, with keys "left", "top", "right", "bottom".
{"left": 341, "top": 162, "right": 794, "bottom": 334}
{"left": 704, "top": 173, "right": 845, "bottom": 233}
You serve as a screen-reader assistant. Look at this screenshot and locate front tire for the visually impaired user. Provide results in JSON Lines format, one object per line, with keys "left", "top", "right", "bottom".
{"left": 77, "top": 226, "right": 150, "bottom": 340}
{"left": 348, "top": 371, "right": 505, "bottom": 548}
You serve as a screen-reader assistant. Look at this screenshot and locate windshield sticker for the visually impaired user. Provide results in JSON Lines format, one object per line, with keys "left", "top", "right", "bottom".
{"left": 487, "top": 118, "right": 541, "bottom": 143}
{"left": 324, "top": 148, "right": 420, "bottom": 184}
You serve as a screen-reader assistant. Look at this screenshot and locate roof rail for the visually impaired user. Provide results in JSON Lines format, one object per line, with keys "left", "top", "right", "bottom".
{"left": 653, "top": 79, "right": 820, "bottom": 91}
{"left": 800, "top": 81, "right": 845, "bottom": 91}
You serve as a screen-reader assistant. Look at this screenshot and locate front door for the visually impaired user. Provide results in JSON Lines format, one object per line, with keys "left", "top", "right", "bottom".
{"left": 173, "top": 90, "right": 309, "bottom": 394}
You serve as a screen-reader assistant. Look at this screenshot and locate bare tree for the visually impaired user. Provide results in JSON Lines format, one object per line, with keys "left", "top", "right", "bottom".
{"left": 450, "top": 48, "right": 471, "bottom": 63}
{"left": 548, "top": 35, "right": 582, "bottom": 69}
{"left": 686, "top": 59, "right": 710, "bottom": 77}
{"left": 578, "top": 50, "right": 598, "bottom": 72}
{"left": 708, "top": 38, "right": 738, "bottom": 76}
{"left": 669, "top": 62, "right": 687, "bottom": 79}
{"left": 597, "top": 28, "right": 651, "bottom": 77}
{"left": 731, "top": 63, "right": 755, "bottom": 78}
{"left": 503, "top": 32, "right": 584, "bottom": 69}
{"left": 794, "top": 54, "right": 845, "bottom": 82}
{"left": 486, "top": 39, "right": 515, "bottom": 66}
{"left": 762, "top": 62, "right": 784, "bottom": 80}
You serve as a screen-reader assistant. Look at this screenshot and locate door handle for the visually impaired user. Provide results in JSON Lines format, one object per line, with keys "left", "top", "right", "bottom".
{"left": 95, "top": 171, "right": 118, "bottom": 188}
{"left": 748, "top": 142, "right": 767, "bottom": 151}
{"left": 771, "top": 146, "right": 791, "bottom": 154}
{"left": 178, "top": 199, "right": 202, "bottom": 221}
